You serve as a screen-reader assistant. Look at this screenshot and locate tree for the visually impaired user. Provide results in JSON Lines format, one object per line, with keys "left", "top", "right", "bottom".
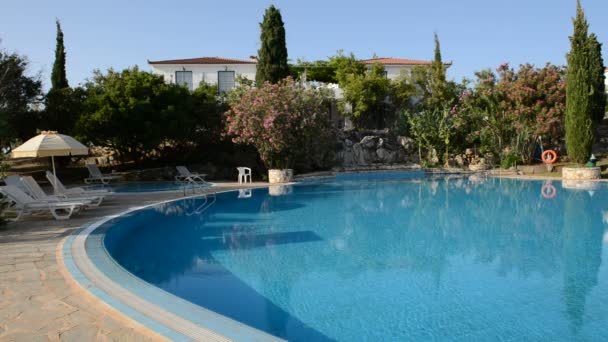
{"left": 565, "top": 0, "right": 594, "bottom": 164}
{"left": 340, "top": 63, "right": 395, "bottom": 129}
{"left": 50, "top": 19, "right": 68, "bottom": 90}
{"left": 290, "top": 59, "right": 337, "bottom": 83}
{"left": 255, "top": 5, "right": 289, "bottom": 86}
{"left": 430, "top": 32, "right": 449, "bottom": 108}
{"left": 190, "top": 83, "right": 227, "bottom": 146}
{"left": 329, "top": 51, "right": 366, "bottom": 87}
{"left": 44, "top": 19, "right": 79, "bottom": 134}
{"left": 42, "top": 87, "right": 85, "bottom": 134}
{"left": 0, "top": 49, "right": 42, "bottom": 147}
{"left": 404, "top": 34, "right": 459, "bottom": 113}
{"left": 588, "top": 34, "right": 606, "bottom": 122}
{"left": 225, "top": 78, "right": 335, "bottom": 170}
{"left": 75, "top": 67, "right": 194, "bottom": 162}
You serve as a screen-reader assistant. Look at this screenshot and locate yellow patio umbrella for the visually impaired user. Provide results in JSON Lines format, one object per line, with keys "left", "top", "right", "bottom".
{"left": 11, "top": 131, "right": 89, "bottom": 193}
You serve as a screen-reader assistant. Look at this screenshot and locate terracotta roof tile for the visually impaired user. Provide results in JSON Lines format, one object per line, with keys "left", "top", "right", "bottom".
{"left": 360, "top": 58, "right": 453, "bottom": 66}
{"left": 148, "top": 57, "right": 257, "bottom": 65}
{"left": 360, "top": 58, "right": 434, "bottom": 65}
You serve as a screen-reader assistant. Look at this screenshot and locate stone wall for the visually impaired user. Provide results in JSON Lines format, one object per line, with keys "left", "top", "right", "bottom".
{"left": 562, "top": 167, "right": 601, "bottom": 180}
{"left": 336, "top": 129, "right": 419, "bottom": 167}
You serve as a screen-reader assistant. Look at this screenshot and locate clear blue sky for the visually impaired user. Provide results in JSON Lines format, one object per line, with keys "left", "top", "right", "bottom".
{"left": 1, "top": 0, "right": 606, "bottom": 89}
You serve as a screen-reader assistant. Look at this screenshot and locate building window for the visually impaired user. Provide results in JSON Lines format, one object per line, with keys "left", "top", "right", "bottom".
{"left": 218, "top": 71, "right": 236, "bottom": 94}
{"left": 383, "top": 70, "right": 388, "bottom": 78}
{"left": 175, "top": 70, "right": 193, "bottom": 90}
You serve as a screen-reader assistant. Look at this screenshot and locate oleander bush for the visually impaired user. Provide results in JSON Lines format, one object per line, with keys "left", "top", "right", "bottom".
{"left": 452, "top": 63, "right": 566, "bottom": 164}
{"left": 225, "top": 77, "right": 335, "bottom": 171}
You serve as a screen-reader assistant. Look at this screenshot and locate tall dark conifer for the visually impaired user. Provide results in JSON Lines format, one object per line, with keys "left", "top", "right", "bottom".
{"left": 51, "top": 19, "right": 68, "bottom": 90}
{"left": 565, "top": 0, "right": 594, "bottom": 164}
{"left": 255, "top": 5, "right": 289, "bottom": 86}
{"left": 588, "top": 34, "right": 606, "bottom": 122}
{"left": 430, "top": 32, "right": 448, "bottom": 108}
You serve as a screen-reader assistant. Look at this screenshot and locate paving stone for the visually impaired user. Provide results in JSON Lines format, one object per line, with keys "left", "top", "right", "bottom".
{"left": 14, "top": 261, "right": 37, "bottom": 271}
{"left": 0, "top": 264, "right": 15, "bottom": 273}
{"left": 11, "top": 300, "right": 77, "bottom": 326}
{"left": 58, "top": 323, "right": 100, "bottom": 341}
{"left": 0, "top": 331, "right": 49, "bottom": 342}
{"left": 104, "top": 328, "right": 156, "bottom": 342}
{"left": 0, "top": 304, "right": 24, "bottom": 322}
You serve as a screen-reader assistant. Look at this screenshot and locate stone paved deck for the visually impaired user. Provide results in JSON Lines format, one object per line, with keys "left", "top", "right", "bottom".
{"left": 0, "top": 182, "right": 268, "bottom": 341}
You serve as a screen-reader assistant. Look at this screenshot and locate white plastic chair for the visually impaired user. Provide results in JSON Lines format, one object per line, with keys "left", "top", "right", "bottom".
{"left": 237, "top": 167, "right": 252, "bottom": 184}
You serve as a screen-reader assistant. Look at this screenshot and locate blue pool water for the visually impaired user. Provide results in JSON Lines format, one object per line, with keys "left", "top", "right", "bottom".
{"left": 102, "top": 175, "right": 608, "bottom": 341}
{"left": 85, "top": 181, "right": 201, "bottom": 193}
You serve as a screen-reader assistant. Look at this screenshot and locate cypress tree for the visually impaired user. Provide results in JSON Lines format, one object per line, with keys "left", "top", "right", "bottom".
{"left": 255, "top": 5, "right": 289, "bottom": 86}
{"left": 50, "top": 19, "right": 68, "bottom": 90}
{"left": 588, "top": 34, "right": 606, "bottom": 122}
{"left": 430, "top": 32, "right": 447, "bottom": 108}
{"left": 565, "top": 0, "right": 594, "bottom": 164}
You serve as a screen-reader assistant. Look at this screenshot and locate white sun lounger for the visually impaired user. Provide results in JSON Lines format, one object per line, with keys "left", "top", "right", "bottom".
{"left": 46, "top": 171, "right": 110, "bottom": 196}
{"left": 3, "top": 175, "right": 30, "bottom": 193}
{"left": 175, "top": 166, "right": 208, "bottom": 184}
{"left": 5, "top": 175, "right": 101, "bottom": 207}
{"left": 84, "top": 164, "right": 122, "bottom": 184}
{"left": 0, "top": 185, "right": 86, "bottom": 221}
{"left": 20, "top": 176, "right": 103, "bottom": 207}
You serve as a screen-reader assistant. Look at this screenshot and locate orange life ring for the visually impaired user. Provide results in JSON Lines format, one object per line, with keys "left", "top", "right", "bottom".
{"left": 541, "top": 183, "right": 557, "bottom": 199}
{"left": 541, "top": 150, "right": 557, "bottom": 164}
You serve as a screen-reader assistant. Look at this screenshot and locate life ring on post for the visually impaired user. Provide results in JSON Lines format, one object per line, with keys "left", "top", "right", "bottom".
{"left": 541, "top": 150, "right": 557, "bottom": 164}
{"left": 541, "top": 183, "right": 557, "bottom": 199}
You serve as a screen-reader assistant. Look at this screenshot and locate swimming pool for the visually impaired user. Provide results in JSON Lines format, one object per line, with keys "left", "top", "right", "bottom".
{"left": 84, "top": 181, "right": 206, "bottom": 193}
{"left": 86, "top": 174, "right": 608, "bottom": 340}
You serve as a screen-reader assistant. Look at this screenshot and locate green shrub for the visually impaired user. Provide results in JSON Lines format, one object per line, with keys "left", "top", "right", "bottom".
{"left": 500, "top": 154, "right": 520, "bottom": 169}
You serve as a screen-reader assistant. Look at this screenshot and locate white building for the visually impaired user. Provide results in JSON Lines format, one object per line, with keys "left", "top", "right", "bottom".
{"left": 360, "top": 57, "right": 450, "bottom": 80}
{"left": 605, "top": 68, "right": 608, "bottom": 93}
{"left": 148, "top": 56, "right": 257, "bottom": 93}
{"left": 148, "top": 55, "right": 449, "bottom": 93}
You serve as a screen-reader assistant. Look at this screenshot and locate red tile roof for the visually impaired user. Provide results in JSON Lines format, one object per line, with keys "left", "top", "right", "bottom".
{"left": 148, "top": 57, "right": 257, "bottom": 65}
{"left": 360, "top": 57, "right": 452, "bottom": 66}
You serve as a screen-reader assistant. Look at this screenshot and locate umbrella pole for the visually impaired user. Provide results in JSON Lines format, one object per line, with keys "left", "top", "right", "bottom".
{"left": 51, "top": 156, "right": 57, "bottom": 195}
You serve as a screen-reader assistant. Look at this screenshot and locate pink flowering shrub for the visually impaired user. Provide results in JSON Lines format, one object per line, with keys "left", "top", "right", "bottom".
{"left": 225, "top": 78, "right": 335, "bottom": 170}
{"left": 453, "top": 63, "right": 566, "bottom": 163}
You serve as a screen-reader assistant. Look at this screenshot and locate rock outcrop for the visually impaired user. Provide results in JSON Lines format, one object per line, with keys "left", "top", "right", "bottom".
{"left": 337, "top": 129, "right": 418, "bottom": 167}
